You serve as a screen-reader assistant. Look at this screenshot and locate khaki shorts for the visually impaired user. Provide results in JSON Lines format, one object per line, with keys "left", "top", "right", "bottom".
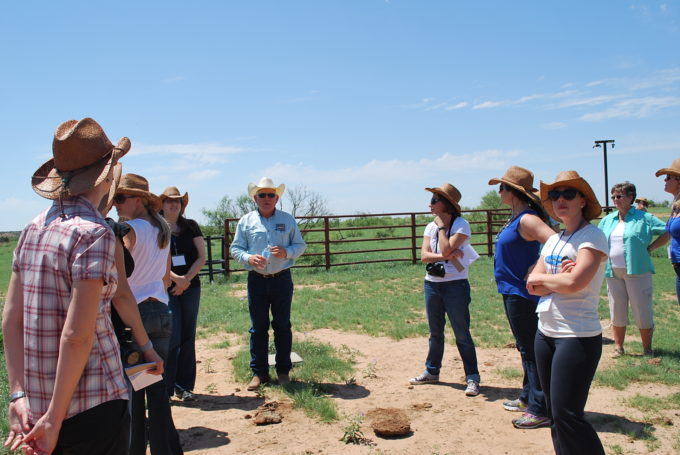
{"left": 607, "top": 268, "right": 654, "bottom": 329}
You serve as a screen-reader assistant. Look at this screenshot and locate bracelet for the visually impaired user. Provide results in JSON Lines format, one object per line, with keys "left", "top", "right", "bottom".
{"left": 10, "top": 391, "right": 26, "bottom": 402}
{"left": 140, "top": 340, "right": 154, "bottom": 353}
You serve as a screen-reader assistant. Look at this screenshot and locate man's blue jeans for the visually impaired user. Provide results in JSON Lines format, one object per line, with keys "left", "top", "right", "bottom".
{"left": 166, "top": 286, "right": 201, "bottom": 396}
{"left": 130, "top": 300, "right": 183, "bottom": 455}
{"left": 247, "top": 270, "right": 294, "bottom": 377}
{"left": 423, "top": 279, "right": 480, "bottom": 382}
{"left": 502, "top": 293, "right": 546, "bottom": 417}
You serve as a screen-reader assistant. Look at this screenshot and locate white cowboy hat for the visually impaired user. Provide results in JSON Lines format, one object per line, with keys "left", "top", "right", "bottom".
{"left": 248, "top": 177, "right": 285, "bottom": 198}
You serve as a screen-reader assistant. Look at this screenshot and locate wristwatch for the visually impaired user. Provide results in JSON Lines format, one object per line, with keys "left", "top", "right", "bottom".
{"left": 437, "top": 226, "right": 446, "bottom": 231}
{"left": 10, "top": 391, "right": 25, "bottom": 402}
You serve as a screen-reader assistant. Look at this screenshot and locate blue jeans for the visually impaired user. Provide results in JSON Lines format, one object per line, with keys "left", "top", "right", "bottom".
{"left": 423, "top": 279, "right": 480, "bottom": 382}
{"left": 130, "top": 300, "right": 183, "bottom": 455}
{"left": 502, "top": 294, "right": 546, "bottom": 417}
{"left": 248, "top": 270, "right": 294, "bottom": 377}
{"left": 166, "top": 286, "right": 201, "bottom": 396}
{"left": 535, "top": 331, "right": 604, "bottom": 455}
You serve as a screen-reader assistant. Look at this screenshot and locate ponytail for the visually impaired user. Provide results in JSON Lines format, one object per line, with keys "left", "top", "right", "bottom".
{"left": 147, "top": 206, "right": 171, "bottom": 249}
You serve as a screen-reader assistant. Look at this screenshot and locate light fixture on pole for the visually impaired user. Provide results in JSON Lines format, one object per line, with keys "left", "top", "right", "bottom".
{"left": 593, "top": 139, "right": 615, "bottom": 213}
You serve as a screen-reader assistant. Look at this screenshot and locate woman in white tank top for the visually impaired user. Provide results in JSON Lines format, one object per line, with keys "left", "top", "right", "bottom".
{"left": 113, "top": 174, "right": 183, "bottom": 455}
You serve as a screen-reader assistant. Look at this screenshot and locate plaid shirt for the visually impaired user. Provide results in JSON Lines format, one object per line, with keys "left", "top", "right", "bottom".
{"left": 12, "top": 196, "right": 128, "bottom": 423}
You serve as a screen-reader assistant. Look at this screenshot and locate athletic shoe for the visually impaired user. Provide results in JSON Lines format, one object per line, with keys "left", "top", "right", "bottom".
{"left": 643, "top": 348, "right": 654, "bottom": 357}
{"left": 176, "top": 390, "right": 196, "bottom": 401}
{"left": 502, "top": 399, "right": 528, "bottom": 412}
{"left": 512, "top": 412, "right": 551, "bottom": 429}
{"left": 464, "top": 379, "right": 480, "bottom": 396}
{"left": 409, "top": 371, "right": 439, "bottom": 385}
{"left": 613, "top": 347, "right": 625, "bottom": 358}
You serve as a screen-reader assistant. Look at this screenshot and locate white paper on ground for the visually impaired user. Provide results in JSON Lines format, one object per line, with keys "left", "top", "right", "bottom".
{"left": 125, "top": 362, "right": 163, "bottom": 391}
{"left": 267, "top": 352, "right": 304, "bottom": 367}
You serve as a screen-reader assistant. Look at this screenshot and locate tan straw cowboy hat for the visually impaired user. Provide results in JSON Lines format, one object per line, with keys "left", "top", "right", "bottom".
{"left": 655, "top": 158, "right": 680, "bottom": 177}
{"left": 32, "top": 118, "right": 130, "bottom": 199}
{"left": 116, "top": 173, "right": 161, "bottom": 212}
{"left": 248, "top": 177, "right": 285, "bottom": 198}
{"left": 160, "top": 186, "right": 189, "bottom": 210}
{"left": 488, "top": 166, "right": 541, "bottom": 206}
{"left": 540, "top": 170, "right": 602, "bottom": 221}
{"left": 424, "top": 183, "right": 462, "bottom": 213}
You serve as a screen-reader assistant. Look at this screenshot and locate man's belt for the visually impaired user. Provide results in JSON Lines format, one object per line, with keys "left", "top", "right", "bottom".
{"left": 250, "top": 269, "right": 289, "bottom": 279}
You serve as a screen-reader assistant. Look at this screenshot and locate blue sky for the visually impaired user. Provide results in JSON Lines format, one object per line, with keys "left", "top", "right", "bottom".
{"left": 1, "top": 1, "right": 679, "bottom": 231}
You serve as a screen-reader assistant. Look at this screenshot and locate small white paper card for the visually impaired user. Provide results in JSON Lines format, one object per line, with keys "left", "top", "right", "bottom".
{"left": 172, "top": 255, "right": 187, "bottom": 267}
{"left": 125, "top": 362, "right": 163, "bottom": 391}
{"left": 536, "top": 296, "right": 553, "bottom": 313}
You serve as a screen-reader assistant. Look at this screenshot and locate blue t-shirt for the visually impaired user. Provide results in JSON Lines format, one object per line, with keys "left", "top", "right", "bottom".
{"left": 494, "top": 210, "right": 541, "bottom": 303}
{"left": 668, "top": 215, "right": 680, "bottom": 264}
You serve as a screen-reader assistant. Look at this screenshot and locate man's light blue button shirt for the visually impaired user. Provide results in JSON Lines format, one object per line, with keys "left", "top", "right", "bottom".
{"left": 230, "top": 209, "right": 306, "bottom": 274}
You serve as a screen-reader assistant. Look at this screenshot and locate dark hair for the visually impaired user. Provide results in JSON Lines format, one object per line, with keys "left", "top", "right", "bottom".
{"left": 440, "top": 198, "right": 460, "bottom": 217}
{"left": 507, "top": 186, "right": 549, "bottom": 223}
{"left": 159, "top": 209, "right": 189, "bottom": 233}
{"left": 611, "top": 181, "right": 636, "bottom": 205}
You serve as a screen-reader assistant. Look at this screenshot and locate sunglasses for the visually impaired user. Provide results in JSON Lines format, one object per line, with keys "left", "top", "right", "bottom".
{"left": 610, "top": 194, "right": 626, "bottom": 200}
{"left": 113, "top": 194, "right": 135, "bottom": 204}
{"left": 498, "top": 184, "right": 511, "bottom": 192}
{"left": 547, "top": 188, "right": 580, "bottom": 201}
{"left": 257, "top": 192, "right": 277, "bottom": 199}
{"left": 430, "top": 197, "right": 443, "bottom": 205}
{"left": 665, "top": 175, "right": 680, "bottom": 182}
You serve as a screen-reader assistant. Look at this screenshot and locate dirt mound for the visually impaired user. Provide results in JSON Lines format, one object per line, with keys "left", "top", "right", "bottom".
{"left": 366, "top": 408, "right": 411, "bottom": 437}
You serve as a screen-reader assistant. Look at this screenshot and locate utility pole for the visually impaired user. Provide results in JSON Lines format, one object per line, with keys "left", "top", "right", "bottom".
{"left": 593, "top": 139, "right": 615, "bottom": 213}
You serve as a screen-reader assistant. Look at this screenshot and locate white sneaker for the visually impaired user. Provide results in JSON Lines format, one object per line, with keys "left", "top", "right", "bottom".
{"left": 465, "top": 379, "right": 480, "bottom": 396}
{"left": 409, "top": 371, "right": 439, "bottom": 385}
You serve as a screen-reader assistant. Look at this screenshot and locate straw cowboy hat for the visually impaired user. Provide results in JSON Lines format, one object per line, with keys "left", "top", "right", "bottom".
{"left": 488, "top": 166, "right": 541, "bottom": 206}
{"left": 160, "top": 187, "right": 189, "bottom": 207}
{"left": 97, "top": 162, "right": 122, "bottom": 215}
{"left": 116, "top": 173, "right": 161, "bottom": 212}
{"left": 32, "top": 118, "right": 130, "bottom": 199}
{"left": 655, "top": 158, "right": 680, "bottom": 177}
{"left": 424, "top": 183, "right": 462, "bottom": 213}
{"left": 540, "top": 170, "right": 602, "bottom": 221}
{"left": 248, "top": 177, "right": 285, "bottom": 198}
{"left": 635, "top": 197, "right": 649, "bottom": 206}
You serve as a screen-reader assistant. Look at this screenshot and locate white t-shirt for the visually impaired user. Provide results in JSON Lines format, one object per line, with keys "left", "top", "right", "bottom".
{"left": 537, "top": 224, "right": 608, "bottom": 338}
{"left": 423, "top": 217, "right": 472, "bottom": 282}
{"left": 126, "top": 218, "right": 170, "bottom": 304}
{"left": 608, "top": 221, "right": 626, "bottom": 269}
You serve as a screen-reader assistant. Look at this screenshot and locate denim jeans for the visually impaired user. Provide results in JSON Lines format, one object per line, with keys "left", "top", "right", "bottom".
{"left": 423, "top": 279, "right": 480, "bottom": 382}
{"left": 247, "top": 270, "right": 294, "bottom": 377}
{"left": 130, "top": 300, "right": 183, "bottom": 455}
{"left": 502, "top": 294, "right": 546, "bottom": 417}
{"left": 535, "top": 331, "right": 604, "bottom": 455}
{"left": 166, "top": 286, "right": 201, "bottom": 396}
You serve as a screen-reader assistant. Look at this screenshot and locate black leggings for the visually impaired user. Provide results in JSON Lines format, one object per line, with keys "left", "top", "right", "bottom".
{"left": 535, "top": 332, "right": 604, "bottom": 455}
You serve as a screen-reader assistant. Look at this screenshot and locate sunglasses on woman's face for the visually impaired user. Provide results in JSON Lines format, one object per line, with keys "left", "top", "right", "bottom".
{"left": 611, "top": 194, "right": 626, "bottom": 200}
{"left": 665, "top": 175, "right": 680, "bottom": 182}
{"left": 430, "top": 197, "right": 441, "bottom": 205}
{"left": 257, "top": 192, "right": 277, "bottom": 199}
{"left": 113, "top": 194, "right": 134, "bottom": 204}
{"left": 498, "top": 184, "right": 510, "bottom": 192}
{"left": 547, "top": 188, "right": 580, "bottom": 201}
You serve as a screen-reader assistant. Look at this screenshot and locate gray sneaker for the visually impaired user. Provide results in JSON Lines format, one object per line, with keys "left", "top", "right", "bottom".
{"left": 409, "top": 371, "right": 439, "bottom": 385}
{"left": 465, "top": 380, "right": 480, "bottom": 396}
{"left": 503, "top": 399, "right": 528, "bottom": 412}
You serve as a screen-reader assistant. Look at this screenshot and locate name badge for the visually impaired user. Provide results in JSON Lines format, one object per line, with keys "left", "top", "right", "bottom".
{"left": 172, "top": 255, "right": 187, "bottom": 267}
{"left": 276, "top": 224, "right": 285, "bottom": 231}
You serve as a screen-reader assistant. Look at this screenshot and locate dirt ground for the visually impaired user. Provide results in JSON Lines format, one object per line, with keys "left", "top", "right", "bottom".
{"left": 170, "top": 326, "right": 680, "bottom": 455}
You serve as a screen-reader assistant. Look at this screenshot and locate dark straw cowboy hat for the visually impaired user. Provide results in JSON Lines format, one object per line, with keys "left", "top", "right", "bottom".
{"left": 97, "top": 162, "right": 122, "bottom": 215}
{"left": 488, "top": 166, "right": 541, "bottom": 206}
{"left": 424, "top": 183, "right": 462, "bottom": 213}
{"left": 655, "top": 158, "right": 680, "bottom": 177}
{"left": 32, "top": 118, "right": 130, "bottom": 199}
{"left": 115, "top": 173, "right": 161, "bottom": 212}
{"left": 539, "top": 170, "right": 602, "bottom": 221}
{"left": 160, "top": 186, "right": 189, "bottom": 210}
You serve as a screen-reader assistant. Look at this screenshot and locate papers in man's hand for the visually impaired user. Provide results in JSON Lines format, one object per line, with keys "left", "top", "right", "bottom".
{"left": 459, "top": 244, "right": 480, "bottom": 268}
{"left": 125, "top": 362, "right": 162, "bottom": 391}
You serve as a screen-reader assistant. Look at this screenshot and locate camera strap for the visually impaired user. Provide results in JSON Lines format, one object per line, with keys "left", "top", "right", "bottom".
{"left": 433, "top": 221, "right": 464, "bottom": 272}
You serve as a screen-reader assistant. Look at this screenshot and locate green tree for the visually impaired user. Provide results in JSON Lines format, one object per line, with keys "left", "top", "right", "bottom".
{"left": 201, "top": 194, "right": 256, "bottom": 232}
{"left": 478, "top": 190, "right": 502, "bottom": 209}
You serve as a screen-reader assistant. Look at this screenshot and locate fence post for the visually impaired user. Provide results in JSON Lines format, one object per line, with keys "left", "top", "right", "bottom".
{"left": 410, "top": 213, "right": 418, "bottom": 264}
{"left": 324, "top": 216, "right": 331, "bottom": 270}
{"left": 486, "top": 210, "right": 494, "bottom": 256}
{"left": 206, "top": 236, "right": 214, "bottom": 283}
{"left": 223, "top": 219, "right": 231, "bottom": 276}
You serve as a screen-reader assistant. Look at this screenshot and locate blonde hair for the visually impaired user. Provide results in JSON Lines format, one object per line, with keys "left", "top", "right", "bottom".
{"left": 147, "top": 204, "right": 171, "bottom": 249}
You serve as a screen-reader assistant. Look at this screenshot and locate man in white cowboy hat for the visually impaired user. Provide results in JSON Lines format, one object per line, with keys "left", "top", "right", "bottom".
{"left": 230, "top": 177, "right": 306, "bottom": 390}
{"left": 3, "top": 118, "right": 131, "bottom": 454}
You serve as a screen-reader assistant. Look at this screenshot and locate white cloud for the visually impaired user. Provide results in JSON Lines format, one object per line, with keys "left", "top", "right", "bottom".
{"left": 134, "top": 143, "right": 247, "bottom": 165}
{"left": 0, "top": 197, "right": 46, "bottom": 231}
{"left": 445, "top": 102, "right": 468, "bottom": 110}
{"left": 473, "top": 100, "right": 504, "bottom": 109}
{"left": 580, "top": 96, "right": 680, "bottom": 121}
{"left": 188, "top": 169, "right": 221, "bottom": 181}
{"left": 541, "top": 122, "right": 567, "bottom": 130}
